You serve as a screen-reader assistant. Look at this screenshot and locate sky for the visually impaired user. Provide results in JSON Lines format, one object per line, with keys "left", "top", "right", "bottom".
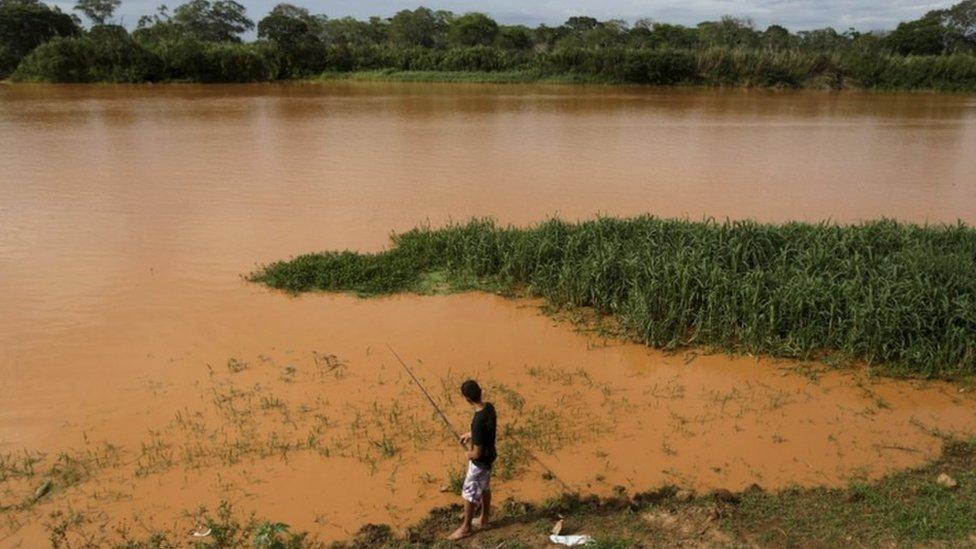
{"left": 61, "top": 0, "right": 960, "bottom": 32}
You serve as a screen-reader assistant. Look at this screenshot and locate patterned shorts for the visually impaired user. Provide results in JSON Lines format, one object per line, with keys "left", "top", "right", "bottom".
{"left": 461, "top": 461, "right": 491, "bottom": 503}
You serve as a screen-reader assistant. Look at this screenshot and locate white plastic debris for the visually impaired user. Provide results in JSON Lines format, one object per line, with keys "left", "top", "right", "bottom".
{"left": 549, "top": 534, "right": 595, "bottom": 546}
{"left": 192, "top": 528, "right": 212, "bottom": 538}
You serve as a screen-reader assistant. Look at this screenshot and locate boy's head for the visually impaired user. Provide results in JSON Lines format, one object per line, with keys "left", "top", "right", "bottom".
{"left": 460, "top": 379, "right": 482, "bottom": 404}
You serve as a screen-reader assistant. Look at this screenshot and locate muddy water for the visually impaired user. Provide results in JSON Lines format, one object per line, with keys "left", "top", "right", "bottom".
{"left": 1, "top": 83, "right": 975, "bottom": 545}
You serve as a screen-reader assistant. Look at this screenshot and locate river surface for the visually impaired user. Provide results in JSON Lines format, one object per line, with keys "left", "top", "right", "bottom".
{"left": 1, "top": 83, "right": 975, "bottom": 545}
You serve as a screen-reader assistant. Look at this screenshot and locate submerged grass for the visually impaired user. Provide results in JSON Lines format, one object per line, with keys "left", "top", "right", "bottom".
{"left": 34, "top": 439, "right": 976, "bottom": 546}
{"left": 251, "top": 217, "right": 976, "bottom": 379}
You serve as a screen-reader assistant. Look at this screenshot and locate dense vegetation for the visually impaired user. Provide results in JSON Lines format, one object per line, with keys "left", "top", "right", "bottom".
{"left": 252, "top": 217, "right": 976, "bottom": 379}
{"left": 2, "top": 0, "right": 976, "bottom": 89}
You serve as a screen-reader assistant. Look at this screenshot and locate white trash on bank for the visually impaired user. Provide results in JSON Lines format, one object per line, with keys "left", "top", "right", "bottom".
{"left": 549, "top": 534, "right": 595, "bottom": 546}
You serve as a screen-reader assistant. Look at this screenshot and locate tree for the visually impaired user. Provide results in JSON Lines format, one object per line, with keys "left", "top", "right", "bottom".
{"left": 647, "top": 23, "right": 699, "bottom": 49}
{"left": 886, "top": 16, "right": 945, "bottom": 55}
{"left": 73, "top": 0, "right": 119, "bottom": 25}
{"left": 495, "top": 25, "right": 532, "bottom": 50}
{"left": 797, "top": 27, "right": 849, "bottom": 51}
{"left": 388, "top": 6, "right": 448, "bottom": 47}
{"left": 257, "top": 3, "right": 320, "bottom": 46}
{"left": 172, "top": 0, "right": 253, "bottom": 42}
{"left": 562, "top": 16, "right": 599, "bottom": 33}
{"left": 762, "top": 25, "right": 792, "bottom": 50}
{"left": 11, "top": 35, "right": 90, "bottom": 81}
{"left": 698, "top": 16, "right": 759, "bottom": 48}
{"left": 447, "top": 12, "right": 497, "bottom": 47}
{"left": 0, "top": 0, "right": 79, "bottom": 75}
{"left": 533, "top": 24, "right": 561, "bottom": 50}
{"left": 257, "top": 3, "right": 325, "bottom": 76}
{"left": 321, "top": 16, "right": 387, "bottom": 46}
{"left": 937, "top": 0, "right": 976, "bottom": 52}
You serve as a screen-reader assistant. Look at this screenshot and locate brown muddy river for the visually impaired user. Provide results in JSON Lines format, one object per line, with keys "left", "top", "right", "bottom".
{"left": 1, "top": 82, "right": 975, "bottom": 545}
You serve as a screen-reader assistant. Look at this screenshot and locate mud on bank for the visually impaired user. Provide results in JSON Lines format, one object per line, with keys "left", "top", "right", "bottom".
{"left": 345, "top": 439, "right": 976, "bottom": 547}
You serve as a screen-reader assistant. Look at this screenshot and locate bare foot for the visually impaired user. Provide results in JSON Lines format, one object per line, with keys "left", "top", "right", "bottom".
{"left": 447, "top": 526, "right": 472, "bottom": 540}
{"left": 475, "top": 517, "right": 489, "bottom": 530}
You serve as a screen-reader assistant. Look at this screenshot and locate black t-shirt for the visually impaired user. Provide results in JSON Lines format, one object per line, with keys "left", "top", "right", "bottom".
{"left": 470, "top": 403, "right": 497, "bottom": 469}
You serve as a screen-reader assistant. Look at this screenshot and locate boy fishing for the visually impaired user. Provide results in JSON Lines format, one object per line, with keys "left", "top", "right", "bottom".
{"left": 448, "top": 379, "right": 497, "bottom": 540}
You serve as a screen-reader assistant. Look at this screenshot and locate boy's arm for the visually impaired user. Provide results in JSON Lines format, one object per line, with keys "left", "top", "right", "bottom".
{"left": 466, "top": 443, "right": 482, "bottom": 461}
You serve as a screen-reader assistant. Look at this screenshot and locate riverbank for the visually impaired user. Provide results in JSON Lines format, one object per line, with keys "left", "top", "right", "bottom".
{"left": 251, "top": 217, "right": 976, "bottom": 380}
{"left": 311, "top": 66, "right": 976, "bottom": 92}
{"left": 346, "top": 438, "right": 976, "bottom": 547}
{"left": 314, "top": 69, "right": 605, "bottom": 85}
{"left": 64, "top": 438, "right": 976, "bottom": 546}
{"left": 8, "top": 37, "right": 976, "bottom": 92}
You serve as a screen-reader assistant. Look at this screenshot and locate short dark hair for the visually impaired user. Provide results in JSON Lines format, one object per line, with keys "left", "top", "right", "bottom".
{"left": 460, "top": 379, "right": 482, "bottom": 403}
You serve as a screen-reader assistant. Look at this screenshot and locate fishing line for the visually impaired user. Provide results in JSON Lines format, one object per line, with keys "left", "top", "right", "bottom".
{"left": 386, "top": 344, "right": 575, "bottom": 493}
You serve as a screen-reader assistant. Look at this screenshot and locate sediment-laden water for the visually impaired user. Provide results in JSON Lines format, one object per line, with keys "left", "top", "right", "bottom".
{"left": 1, "top": 82, "right": 975, "bottom": 545}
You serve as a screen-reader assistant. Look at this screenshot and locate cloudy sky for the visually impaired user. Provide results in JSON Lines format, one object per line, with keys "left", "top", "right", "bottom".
{"left": 63, "top": 0, "right": 959, "bottom": 32}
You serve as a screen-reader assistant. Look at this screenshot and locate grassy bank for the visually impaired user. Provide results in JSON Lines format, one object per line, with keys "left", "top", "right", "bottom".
{"left": 345, "top": 439, "right": 976, "bottom": 547}
{"left": 251, "top": 217, "right": 976, "bottom": 379}
{"left": 305, "top": 48, "right": 976, "bottom": 91}
{"left": 315, "top": 69, "right": 609, "bottom": 85}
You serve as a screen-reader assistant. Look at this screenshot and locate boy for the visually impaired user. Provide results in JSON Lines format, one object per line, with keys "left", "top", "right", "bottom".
{"left": 448, "top": 379, "right": 497, "bottom": 540}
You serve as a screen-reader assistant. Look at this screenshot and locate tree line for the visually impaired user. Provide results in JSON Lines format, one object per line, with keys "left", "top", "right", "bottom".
{"left": 2, "top": 0, "right": 975, "bottom": 88}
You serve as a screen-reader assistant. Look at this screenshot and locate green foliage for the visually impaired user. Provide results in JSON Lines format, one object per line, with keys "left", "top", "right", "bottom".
{"left": 11, "top": 35, "right": 92, "bottom": 81}
{"left": 698, "top": 16, "right": 760, "bottom": 48}
{"left": 7, "top": 0, "right": 976, "bottom": 87}
{"left": 256, "top": 3, "right": 319, "bottom": 47}
{"left": 73, "top": 0, "right": 119, "bottom": 26}
{"left": 495, "top": 25, "right": 533, "bottom": 50}
{"left": 729, "top": 440, "right": 976, "bottom": 545}
{"left": 86, "top": 24, "right": 160, "bottom": 80}
{"left": 256, "top": 4, "right": 326, "bottom": 77}
{"left": 12, "top": 25, "right": 160, "bottom": 82}
{"left": 388, "top": 6, "right": 449, "bottom": 48}
{"left": 937, "top": 0, "right": 976, "bottom": 52}
{"left": 0, "top": 0, "right": 79, "bottom": 76}
{"left": 0, "top": 41, "right": 17, "bottom": 74}
{"left": 886, "top": 17, "right": 946, "bottom": 55}
{"left": 172, "top": 0, "right": 253, "bottom": 42}
{"left": 538, "top": 48, "right": 698, "bottom": 85}
{"left": 253, "top": 217, "right": 976, "bottom": 379}
{"left": 252, "top": 521, "right": 304, "bottom": 548}
{"left": 194, "top": 41, "right": 277, "bottom": 82}
{"left": 447, "top": 12, "right": 498, "bottom": 47}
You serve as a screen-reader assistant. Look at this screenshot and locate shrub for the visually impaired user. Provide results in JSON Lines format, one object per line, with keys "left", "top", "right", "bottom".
{"left": 12, "top": 27, "right": 161, "bottom": 83}
{"left": 11, "top": 36, "right": 92, "bottom": 82}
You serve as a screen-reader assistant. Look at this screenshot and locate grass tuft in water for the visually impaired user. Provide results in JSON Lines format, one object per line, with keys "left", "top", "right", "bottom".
{"left": 251, "top": 216, "right": 976, "bottom": 379}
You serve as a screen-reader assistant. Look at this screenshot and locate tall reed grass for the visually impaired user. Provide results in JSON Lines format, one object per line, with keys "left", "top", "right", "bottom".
{"left": 307, "top": 45, "right": 976, "bottom": 90}
{"left": 252, "top": 217, "right": 976, "bottom": 378}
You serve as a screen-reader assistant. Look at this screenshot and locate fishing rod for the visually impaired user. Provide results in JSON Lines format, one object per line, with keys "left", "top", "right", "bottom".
{"left": 386, "top": 344, "right": 576, "bottom": 493}
{"left": 386, "top": 344, "right": 464, "bottom": 446}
